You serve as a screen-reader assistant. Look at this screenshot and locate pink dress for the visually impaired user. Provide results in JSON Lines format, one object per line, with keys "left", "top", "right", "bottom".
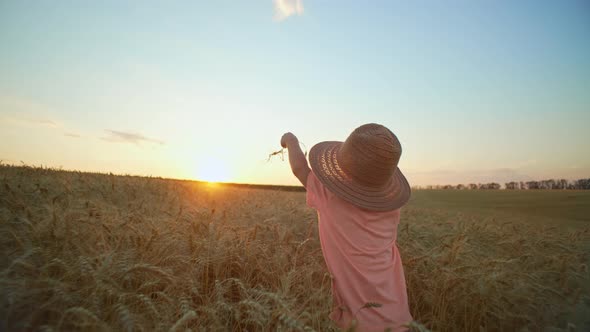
{"left": 306, "top": 171, "right": 413, "bottom": 331}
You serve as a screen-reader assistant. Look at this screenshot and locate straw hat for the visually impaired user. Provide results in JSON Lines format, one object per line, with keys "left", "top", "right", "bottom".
{"left": 308, "top": 123, "right": 411, "bottom": 212}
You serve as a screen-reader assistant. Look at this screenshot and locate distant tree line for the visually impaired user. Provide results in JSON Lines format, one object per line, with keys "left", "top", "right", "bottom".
{"left": 504, "top": 178, "right": 590, "bottom": 190}
{"left": 416, "top": 178, "right": 590, "bottom": 190}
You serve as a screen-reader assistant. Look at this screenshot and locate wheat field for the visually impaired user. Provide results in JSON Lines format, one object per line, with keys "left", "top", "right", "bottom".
{"left": 1, "top": 165, "right": 589, "bottom": 331}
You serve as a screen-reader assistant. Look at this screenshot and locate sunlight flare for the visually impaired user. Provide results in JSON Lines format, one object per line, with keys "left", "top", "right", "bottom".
{"left": 194, "top": 156, "right": 231, "bottom": 183}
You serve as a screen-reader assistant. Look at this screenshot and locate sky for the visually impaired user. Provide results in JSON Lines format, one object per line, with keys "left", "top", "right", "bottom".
{"left": 0, "top": 0, "right": 589, "bottom": 186}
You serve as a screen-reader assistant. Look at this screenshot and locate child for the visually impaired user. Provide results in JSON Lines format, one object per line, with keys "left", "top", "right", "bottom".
{"left": 280, "top": 123, "right": 413, "bottom": 331}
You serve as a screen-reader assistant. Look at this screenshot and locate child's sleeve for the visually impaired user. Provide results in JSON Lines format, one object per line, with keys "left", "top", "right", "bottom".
{"left": 306, "top": 171, "right": 322, "bottom": 210}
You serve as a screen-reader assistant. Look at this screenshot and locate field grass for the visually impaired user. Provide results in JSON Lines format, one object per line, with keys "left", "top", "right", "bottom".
{"left": 410, "top": 190, "right": 590, "bottom": 227}
{"left": 1, "top": 165, "right": 589, "bottom": 331}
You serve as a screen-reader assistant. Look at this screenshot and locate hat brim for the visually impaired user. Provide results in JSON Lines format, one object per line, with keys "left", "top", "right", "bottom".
{"left": 308, "top": 141, "right": 411, "bottom": 212}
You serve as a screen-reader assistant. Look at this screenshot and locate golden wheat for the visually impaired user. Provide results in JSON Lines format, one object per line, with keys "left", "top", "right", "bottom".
{"left": 0, "top": 165, "right": 588, "bottom": 331}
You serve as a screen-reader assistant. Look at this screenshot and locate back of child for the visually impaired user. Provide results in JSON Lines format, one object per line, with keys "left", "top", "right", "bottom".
{"left": 307, "top": 172, "right": 412, "bottom": 331}
{"left": 281, "top": 123, "right": 413, "bottom": 331}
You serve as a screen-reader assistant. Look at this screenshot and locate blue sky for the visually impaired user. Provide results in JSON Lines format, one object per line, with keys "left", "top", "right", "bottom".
{"left": 1, "top": 0, "right": 588, "bottom": 186}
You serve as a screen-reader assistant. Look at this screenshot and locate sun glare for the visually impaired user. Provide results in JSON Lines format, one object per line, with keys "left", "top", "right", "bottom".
{"left": 195, "top": 156, "right": 231, "bottom": 183}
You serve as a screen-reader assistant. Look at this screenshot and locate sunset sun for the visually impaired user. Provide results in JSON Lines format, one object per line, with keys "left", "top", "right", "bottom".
{"left": 195, "top": 156, "right": 231, "bottom": 183}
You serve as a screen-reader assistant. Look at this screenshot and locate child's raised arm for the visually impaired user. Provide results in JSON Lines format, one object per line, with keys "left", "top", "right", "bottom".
{"left": 281, "top": 132, "right": 311, "bottom": 187}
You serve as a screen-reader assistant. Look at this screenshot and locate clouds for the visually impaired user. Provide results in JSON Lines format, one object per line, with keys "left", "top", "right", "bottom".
{"left": 0, "top": 115, "right": 60, "bottom": 128}
{"left": 0, "top": 95, "right": 164, "bottom": 147}
{"left": 25, "top": 118, "right": 59, "bottom": 127}
{"left": 0, "top": 96, "right": 59, "bottom": 128}
{"left": 1, "top": 109, "right": 83, "bottom": 139}
{"left": 102, "top": 130, "right": 165, "bottom": 146}
{"left": 273, "top": 0, "right": 304, "bottom": 21}
{"left": 0, "top": 95, "right": 67, "bottom": 133}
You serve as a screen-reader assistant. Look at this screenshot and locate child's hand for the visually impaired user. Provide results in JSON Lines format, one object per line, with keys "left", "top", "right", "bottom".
{"left": 279, "top": 132, "right": 309, "bottom": 186}
{"left": 281, "top": 132, "right": 298, "bottom": 148}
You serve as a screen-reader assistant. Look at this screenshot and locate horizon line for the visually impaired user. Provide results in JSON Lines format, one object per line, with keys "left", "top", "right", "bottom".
{"left": 1, "top": 162, "right": 588, "bottom": 190}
